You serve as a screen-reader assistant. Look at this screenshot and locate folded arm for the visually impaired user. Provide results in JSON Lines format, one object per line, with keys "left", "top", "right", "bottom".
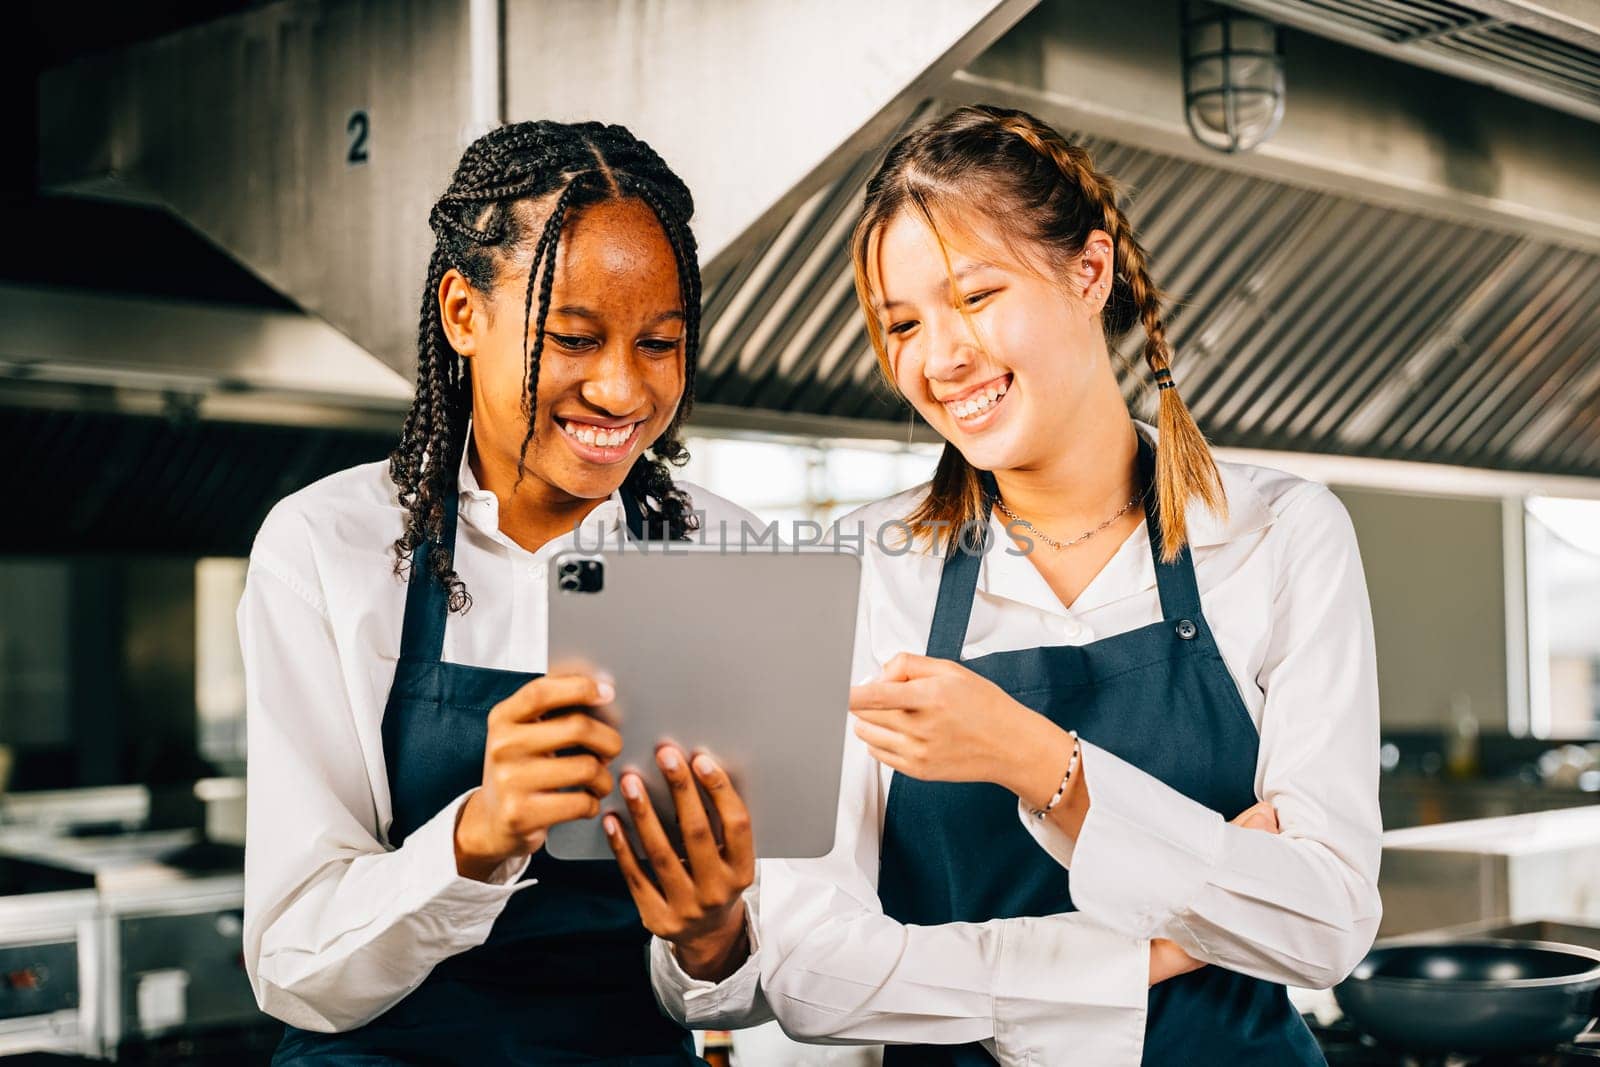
{"left": 1022, "top": 485, "right": 1384, "bottom": 989}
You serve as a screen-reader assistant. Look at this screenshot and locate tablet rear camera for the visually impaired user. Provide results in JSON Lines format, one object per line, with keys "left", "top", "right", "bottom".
{"left": 556, "top": 558, "right": 604, "bottom": 594}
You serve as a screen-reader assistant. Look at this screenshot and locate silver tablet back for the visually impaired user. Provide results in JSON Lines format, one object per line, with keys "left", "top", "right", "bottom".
{"left": 544, "top": 544, "right": 860, "bottom": 861}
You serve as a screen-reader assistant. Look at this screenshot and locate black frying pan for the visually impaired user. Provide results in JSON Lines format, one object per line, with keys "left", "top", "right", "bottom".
{"left": 1333, "top": 939, "right": 1600, "bottom": 1054}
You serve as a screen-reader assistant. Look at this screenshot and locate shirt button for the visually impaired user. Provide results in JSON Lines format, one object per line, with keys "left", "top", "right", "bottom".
{"left": 1176, "top": 619, "right": 1198, "bottom": 640}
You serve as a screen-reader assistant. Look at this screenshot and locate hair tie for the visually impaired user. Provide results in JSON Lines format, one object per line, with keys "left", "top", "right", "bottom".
{"left": 1153, "top": 367, "right": 1176, "bottom": 392}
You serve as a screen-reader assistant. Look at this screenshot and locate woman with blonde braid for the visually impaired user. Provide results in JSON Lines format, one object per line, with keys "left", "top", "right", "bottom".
{"left": 615, "top": 106, "right": 1381, "bottom": 1065}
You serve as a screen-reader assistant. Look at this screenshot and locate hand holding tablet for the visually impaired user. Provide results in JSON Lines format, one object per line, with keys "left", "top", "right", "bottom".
{"left": 604, "top": 744, "right": 755, "bottom": 982}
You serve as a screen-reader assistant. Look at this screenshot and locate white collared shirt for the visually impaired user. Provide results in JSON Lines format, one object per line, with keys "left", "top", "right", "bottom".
{"left": 238, "top": 446, "right": 757, "bottom": 1033}
{"left": 652, "top": 423, "right": 1383, "bottom": 1067}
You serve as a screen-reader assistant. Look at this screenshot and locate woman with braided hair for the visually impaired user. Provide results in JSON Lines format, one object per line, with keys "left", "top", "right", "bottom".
{"left": 629, "top": 106, "right": 1382, "bottom": 1064}
{"left": 239, "top": 119, "right": 758, "bottom": 1064}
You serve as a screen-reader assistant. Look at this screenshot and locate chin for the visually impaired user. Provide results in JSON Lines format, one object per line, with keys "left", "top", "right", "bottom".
{"left": 556, "top": 467, "right": 633, "bottom": 501}
{"left": 943, "top": 427, "right": 1029, "bottom": 476}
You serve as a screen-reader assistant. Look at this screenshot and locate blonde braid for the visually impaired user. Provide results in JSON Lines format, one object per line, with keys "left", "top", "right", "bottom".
{"left": 997, "top": 116, "right": 1227, "bottom": 562}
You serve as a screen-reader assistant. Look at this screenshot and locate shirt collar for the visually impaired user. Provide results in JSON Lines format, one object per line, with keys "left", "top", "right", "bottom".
{"left": 454, "top": 419, "right": 629, "bottom": 544}
{"left": 975, "top": 419, "right": 1275, "bottom": 617}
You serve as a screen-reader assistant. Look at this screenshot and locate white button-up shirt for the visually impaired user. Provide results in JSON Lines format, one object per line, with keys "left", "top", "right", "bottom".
{"left": 652, "top": 423, "right": 1383, "bottom": 1067}
{"left": 238, "top": 447, "right": 756, "bottom": 1033}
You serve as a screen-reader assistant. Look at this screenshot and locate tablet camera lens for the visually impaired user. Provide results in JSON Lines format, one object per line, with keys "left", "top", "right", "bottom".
{"left": 555, "top": 558, "right": 602, "bottom": 593}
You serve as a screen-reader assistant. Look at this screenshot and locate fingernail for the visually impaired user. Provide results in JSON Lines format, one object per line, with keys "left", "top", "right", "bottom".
{"left": 659, "top": 748, "right": 681, "bottom": 772}
{"left": 693, "top": 754, "right": 717, "bottom": 776}
{"left": 621, "top": 774, "right": 642, "bottom": 799}
{"left": 603, "top": 815, "right": 619, "bottom": 835}
{"left": 596, "top": 681, "right": 616, "bottom": 703}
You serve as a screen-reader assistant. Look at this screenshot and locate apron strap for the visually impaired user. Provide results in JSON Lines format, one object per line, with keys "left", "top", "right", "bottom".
{"left": 923, "top": 429, "right": 1206, "bottom": 661}
{"left": 1137, "top": 432, "right": 1205, "bottom": 622}
{"left": 398, "top": 489, "right": 460, "bottom": 665}
{"left": 924, "top": 474, "right": 994, "bottom": 662}
{"left": 398, "top": 480, "right": 655, "bottom": 666}
{"left": 620, "top": 484, "right": 649, "bottom": 541}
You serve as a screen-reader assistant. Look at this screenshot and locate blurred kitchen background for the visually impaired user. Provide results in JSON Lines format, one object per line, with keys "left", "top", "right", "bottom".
{"left": 0, "top": 0, "right": 1597, "bottom": 1063}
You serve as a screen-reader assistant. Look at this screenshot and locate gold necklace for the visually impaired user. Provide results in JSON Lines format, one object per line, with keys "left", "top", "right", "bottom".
{"left": 994, "top": 485, "right": 1145, "bottom": 550}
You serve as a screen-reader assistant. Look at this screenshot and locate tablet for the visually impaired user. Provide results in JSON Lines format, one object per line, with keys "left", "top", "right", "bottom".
{"left": 543, "top": 544, "right": 860, "bottom": 862}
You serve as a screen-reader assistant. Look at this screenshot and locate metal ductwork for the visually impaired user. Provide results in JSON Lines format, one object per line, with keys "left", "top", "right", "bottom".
{"left": 37, "top": 0, "right": 1036, "bottom": 378}
{"left": 1217, "top": 0, "right": 1600, "bottom": 125}
{"left": 23, "top": 0, "right": 1600, "bottom": 490}
{"left": 700, "top": 121, "right": 1600, "bottom": 475}
{"left": 0, "top": 285, "right": 411, "bottom": 429}
{"left": 958, "top": 0, "right": 1600, "bottom": 254}
{"left": 695, "top": 0, "right": 1600, "bottom": 476}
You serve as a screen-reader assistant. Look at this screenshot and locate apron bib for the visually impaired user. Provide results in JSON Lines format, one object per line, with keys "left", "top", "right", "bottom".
{"left": 275, "top": 489, "right": 697, "bottom": 1065}
{"left": 878, "top": 436, "right": 1323, "bottom": 1066}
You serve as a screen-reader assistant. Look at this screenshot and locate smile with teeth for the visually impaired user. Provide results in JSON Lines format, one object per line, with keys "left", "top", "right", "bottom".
{"left": 558, "top": 418, "right": 641, "bottom": 449}
{"left": 944, "top": 376, "right": 1011, "bottom": 420}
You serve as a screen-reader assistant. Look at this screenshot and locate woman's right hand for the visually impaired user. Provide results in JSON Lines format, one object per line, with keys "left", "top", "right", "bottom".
{"left": 605, "top": 745, "right": 756, "bottom": 982}
{"left": 1148, "top": 800, "right": 1281, "bottom": 985}
{"left": 454, "top": 673, "right": 623, "bottom": 882}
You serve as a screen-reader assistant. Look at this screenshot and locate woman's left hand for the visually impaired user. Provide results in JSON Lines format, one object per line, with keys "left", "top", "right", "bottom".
{"left": 849, "top": 652, "right": 1071, "bottom": 802}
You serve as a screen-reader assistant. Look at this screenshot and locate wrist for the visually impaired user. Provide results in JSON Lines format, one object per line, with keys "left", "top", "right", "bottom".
{"left": 454, "top": 791, "right": 514, "bottom": 881}
{"left": 674, "top": 902, "right": 750, "bottom": 982}
{"left": 1002, "top": 711, "right": 1079, "bottom": 810}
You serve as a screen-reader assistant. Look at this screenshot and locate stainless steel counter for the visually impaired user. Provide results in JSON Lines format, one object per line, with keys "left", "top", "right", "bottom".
{"left": 1379, "top": 806, "right": 1600, "bottom": 936}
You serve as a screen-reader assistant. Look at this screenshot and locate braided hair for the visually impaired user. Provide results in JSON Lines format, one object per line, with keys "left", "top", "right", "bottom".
{"left": 848, "top": 104, "right": 1226, "bottom": 563}
{"left": 389, "top": 121, "right": 702, "bottom": 612}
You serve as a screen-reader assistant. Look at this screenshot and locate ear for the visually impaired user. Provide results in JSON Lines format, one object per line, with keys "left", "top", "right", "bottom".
{"left": 1076, "top": 230, "right": 1117, "bottom": 313}
{"left": 437, "top": 267, "right": 482, "bottom": 359}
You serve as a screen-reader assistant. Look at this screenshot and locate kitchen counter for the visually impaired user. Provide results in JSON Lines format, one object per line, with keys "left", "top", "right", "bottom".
{"left": 1378, "top": 806, "right": 1600, "bottom": 935}
{"left": 1385, "top": 804, "right": 1600, "bottom": 854}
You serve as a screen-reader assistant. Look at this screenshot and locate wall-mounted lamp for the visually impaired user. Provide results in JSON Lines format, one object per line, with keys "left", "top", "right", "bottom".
{"left": 1182, "top": 1, "right": 1286, "bottom": 153}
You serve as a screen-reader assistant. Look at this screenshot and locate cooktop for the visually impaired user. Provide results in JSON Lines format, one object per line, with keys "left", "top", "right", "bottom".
{"left": 1312, "top": 1018, "right": 1600, "bottom": 1065}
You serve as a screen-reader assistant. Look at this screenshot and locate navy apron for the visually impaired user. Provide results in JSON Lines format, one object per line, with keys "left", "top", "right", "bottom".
{"left": 877, "top": 434, "right": 1324, "bottom": 1066}
{"left": 275, "top": 488, "right": 698, "bottom": 1065}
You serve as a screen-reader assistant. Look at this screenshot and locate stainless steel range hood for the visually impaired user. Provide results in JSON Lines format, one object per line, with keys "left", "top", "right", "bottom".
{"left": 698, "top": 0, "right": 1600, "bottom": 476}
{"left": 37, "top": 0, "right": 1037, "bottom": 380}
{"left": 0, "top": 285, "right": 411, "bottom": 430}
{"left": 29, "top": 0, "right": 1600, "bottom": 480}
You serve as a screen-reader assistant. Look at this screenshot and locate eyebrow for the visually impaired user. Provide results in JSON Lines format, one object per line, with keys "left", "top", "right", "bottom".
{"left": 550, "top": 305, "right": 685, "bottom": 327}
{"left": 876, "top": 263, "right": 997, "bottom": 312}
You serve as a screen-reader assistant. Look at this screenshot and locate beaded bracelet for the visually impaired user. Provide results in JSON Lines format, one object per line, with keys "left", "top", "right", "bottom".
{"left": 1029, "top": 730, "right": 1081, "bottom": 820}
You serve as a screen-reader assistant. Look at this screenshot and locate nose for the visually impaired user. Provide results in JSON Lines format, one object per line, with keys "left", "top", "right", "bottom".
{"left": 921, "top": 309, "right": 981, "bottom": 386}
{"left": 579, "top": 342, "right": 649, "bottom": 417}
